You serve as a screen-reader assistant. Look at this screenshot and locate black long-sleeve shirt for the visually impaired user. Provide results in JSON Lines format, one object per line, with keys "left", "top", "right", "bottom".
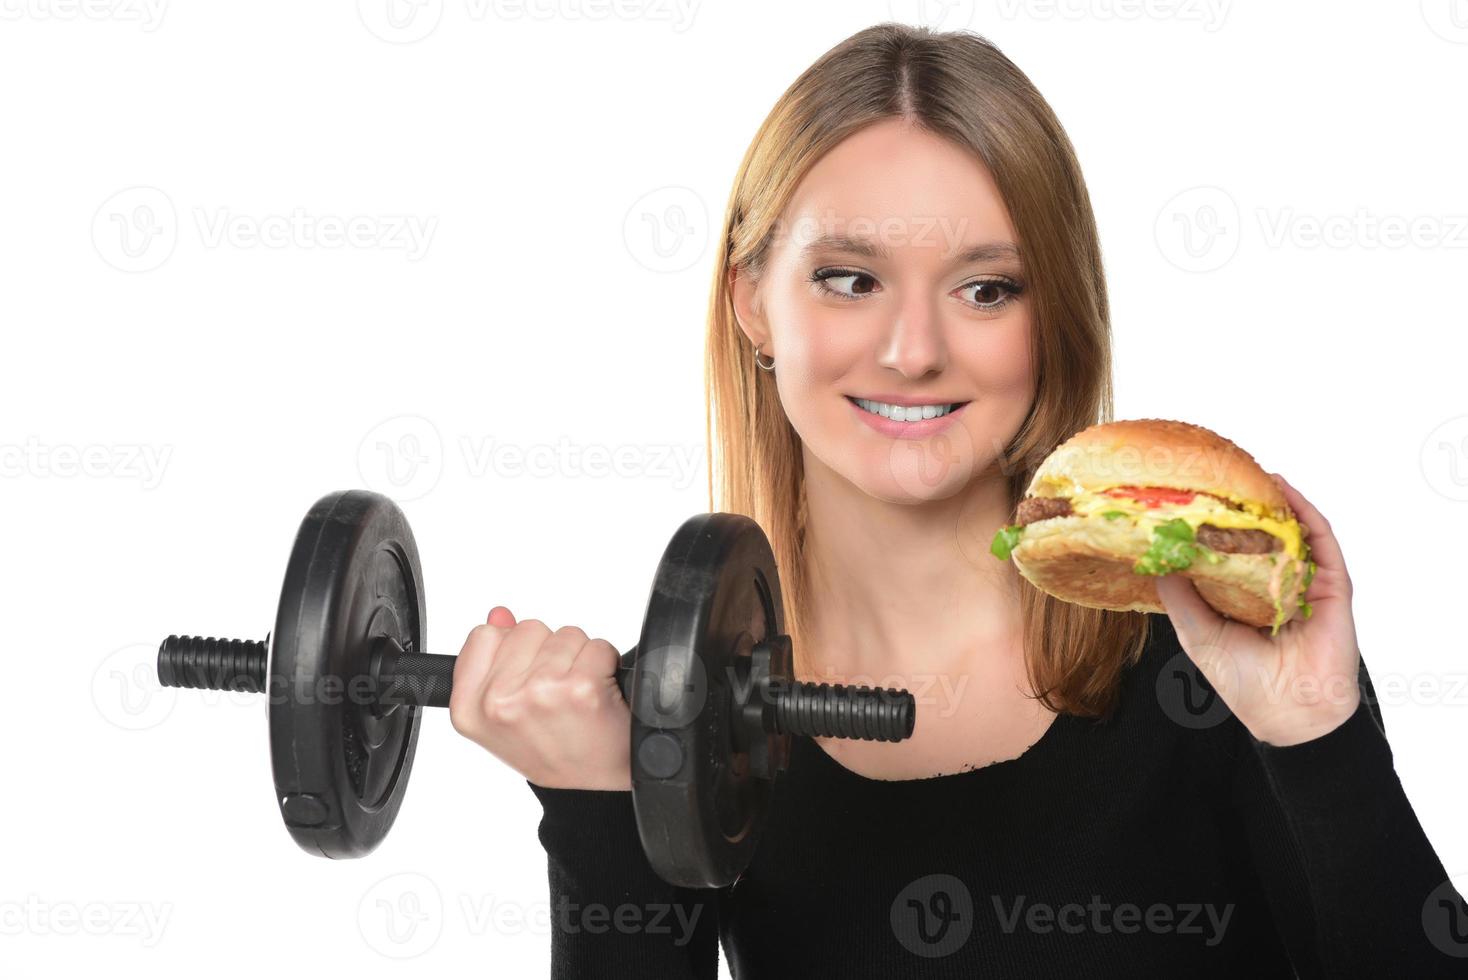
{"left": 527, "top": 613, "right": 1466, "bottom": 977}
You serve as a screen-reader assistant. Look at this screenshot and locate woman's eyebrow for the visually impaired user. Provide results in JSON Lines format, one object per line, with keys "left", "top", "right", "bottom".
{"left": 798, "top": 233, "right": 1021, "bottom": 266}
{"left": 952, "top": 241, "right": 1021, "bottom": 264}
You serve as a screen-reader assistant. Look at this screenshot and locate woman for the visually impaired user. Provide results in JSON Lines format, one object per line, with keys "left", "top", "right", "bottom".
{"left": 448, "top": 22, "right": 1463, "bottom": 977}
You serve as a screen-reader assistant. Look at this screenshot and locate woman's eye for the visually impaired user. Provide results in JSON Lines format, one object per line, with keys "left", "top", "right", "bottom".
{"left": 811, "top": 268, "right": 1024, "bottom": 312}
{"left": 957, "top": 278, "right": 1023, "bottom": 311}
{"left": 810, "top": 268, "right": 878, "bottom": 300}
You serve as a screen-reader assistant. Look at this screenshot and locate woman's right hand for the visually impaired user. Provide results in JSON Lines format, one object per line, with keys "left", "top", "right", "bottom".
{"left": 449, "top": 606, "right": 632, "bottom": 790}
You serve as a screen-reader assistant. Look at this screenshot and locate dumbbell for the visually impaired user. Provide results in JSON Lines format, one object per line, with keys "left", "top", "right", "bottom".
{"left": 157, "top": 489, "right": 915, "bottom": 888}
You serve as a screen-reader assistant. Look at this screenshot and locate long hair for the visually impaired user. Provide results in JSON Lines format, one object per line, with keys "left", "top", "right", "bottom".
{"left": 704, "top": 22, "right": 1149, "bottom": 718}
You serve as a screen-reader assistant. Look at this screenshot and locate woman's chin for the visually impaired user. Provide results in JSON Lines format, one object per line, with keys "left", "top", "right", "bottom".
{"left": 851, "top": 459, "right": 972, "bottom": 505}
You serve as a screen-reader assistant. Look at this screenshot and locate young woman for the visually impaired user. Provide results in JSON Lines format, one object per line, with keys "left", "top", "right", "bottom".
{"left": 448, "top": 22, "right": 1463, "bottom": 977}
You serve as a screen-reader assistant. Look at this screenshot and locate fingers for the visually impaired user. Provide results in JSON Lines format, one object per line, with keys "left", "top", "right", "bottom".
{"left": 1270, "top": 472, "right": 1348, "bottom": 592}
{"left": 450, "top": 617, "right": 548, "bottom": 715}
{"left": 450, "top": 606, "right": 621, "bottom": 739}
{"left": 459, "top": 620, "right": 603, "bottom": 698}
{"left": 568, "top": 636, "right": 621, "bottom": 682}
{"left": 1154, "top": 572, "right": 1223, "bottom": 648}
{"left": 486, "top": 618, "right": 553, "bottom": 683}
{"left": 452, "top": 608, "right": 519, "bottom": 707}
{"left": 451, "top": 622, "right": 505, "bottom": 712}
{"left": 445, "top": 610, "right": 630, "bottom": 789}
{"left": 449, "top": 618, "right": 555, "bottom": 738}
{"left": 530, "top": 625, "right": 594, "bottom": 681}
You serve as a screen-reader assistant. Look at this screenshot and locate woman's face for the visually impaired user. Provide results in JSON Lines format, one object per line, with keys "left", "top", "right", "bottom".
{"left": 732, "top": 117, "right": 1035, "bottom": 504}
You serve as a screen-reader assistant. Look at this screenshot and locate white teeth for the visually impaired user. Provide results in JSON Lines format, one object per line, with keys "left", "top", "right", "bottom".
{"left": 854, "top": 398, "right": 958, "bottom": 421}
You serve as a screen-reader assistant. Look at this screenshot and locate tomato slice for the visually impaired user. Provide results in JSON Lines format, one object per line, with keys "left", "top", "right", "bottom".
{"left": 1101, "top": 485, "right": 1197, "bottom": 508}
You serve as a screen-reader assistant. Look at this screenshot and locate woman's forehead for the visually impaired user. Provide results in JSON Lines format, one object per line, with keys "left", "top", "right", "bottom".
{"left": 778, "top": 123, "right": 1017, "bottom": 256}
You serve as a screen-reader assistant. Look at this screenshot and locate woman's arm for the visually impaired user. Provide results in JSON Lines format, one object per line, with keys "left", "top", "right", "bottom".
{"left": 1229, "top": 658, "right": 1465, "bottom": 978}
{"left": 1156, "top": 472, "right": 1465, "bottom": 972}
{"left": 448, "top": 610, "right": 721, "bottom": 973}
{"left": 529, "top": 782, "right": 723, "bottom": 979}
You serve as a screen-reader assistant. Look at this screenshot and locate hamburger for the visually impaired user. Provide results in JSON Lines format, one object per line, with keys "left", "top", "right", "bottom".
{"left": 990, "top": 419, "right": 1316, "bottom": 635}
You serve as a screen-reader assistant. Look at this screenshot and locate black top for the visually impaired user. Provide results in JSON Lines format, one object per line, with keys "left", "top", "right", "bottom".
{"left": 527, "top": 614, "right": 1465, "bottom": 978}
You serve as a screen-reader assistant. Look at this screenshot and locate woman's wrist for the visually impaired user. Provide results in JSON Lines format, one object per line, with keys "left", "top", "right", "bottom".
{"left": 1245, "top": 682, "right": 1362, "bottom": 747}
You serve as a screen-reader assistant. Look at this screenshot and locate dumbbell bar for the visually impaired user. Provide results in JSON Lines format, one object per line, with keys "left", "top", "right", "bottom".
{"left": 157, "top": 633, "right": 914, "bottom": 742}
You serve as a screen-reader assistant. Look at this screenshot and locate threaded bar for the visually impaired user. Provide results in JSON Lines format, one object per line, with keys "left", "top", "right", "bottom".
{"left": 773, "top": 682, "right": 915, "bottom": 742}
{"left": 158, "top": 635, "right": 267, "bottom": 693}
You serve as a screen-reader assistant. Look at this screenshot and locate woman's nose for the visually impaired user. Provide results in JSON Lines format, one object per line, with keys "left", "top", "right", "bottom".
{"left": 875, "top": 297, "right": 948, "bottom": 380}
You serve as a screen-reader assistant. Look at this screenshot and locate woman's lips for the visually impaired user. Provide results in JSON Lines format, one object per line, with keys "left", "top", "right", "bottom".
{"left": 846, "top": 396, "right": 970, "bottom": 439}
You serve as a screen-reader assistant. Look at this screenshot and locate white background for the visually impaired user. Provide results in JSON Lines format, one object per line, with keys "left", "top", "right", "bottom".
{"left": 4, "top": 1, "right": 1467, "bottom": 976}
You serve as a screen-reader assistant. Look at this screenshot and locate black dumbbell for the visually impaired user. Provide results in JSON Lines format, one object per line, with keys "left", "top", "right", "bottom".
{"left": 158, "top": 490, "right": 915, "bottom": 887}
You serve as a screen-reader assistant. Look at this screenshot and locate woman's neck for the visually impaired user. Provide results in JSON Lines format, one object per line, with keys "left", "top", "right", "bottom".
{"left": 797, "top": 452, "right": 1027, "bottom": 688}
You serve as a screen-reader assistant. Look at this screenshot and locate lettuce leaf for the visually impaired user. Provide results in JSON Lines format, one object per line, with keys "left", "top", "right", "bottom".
{"left": 1132, "top": 518, "right": 1201, "bottom": 576}
{"left": 990, "top": 524, "right": 1024, "bottom": 561}
{"left": 1296, "top": 559, "right": 1316, "bottom": 622}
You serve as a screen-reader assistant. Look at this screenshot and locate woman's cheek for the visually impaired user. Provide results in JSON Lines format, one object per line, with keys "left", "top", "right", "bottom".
{"left": 772, "top": 301, "right": 858, "bottom": 418}
{"left": 956, "top": 320, "right": 1036, "bottom": 460}
{"left": 953, "top": 312, "right": 1032, "bottom": 397}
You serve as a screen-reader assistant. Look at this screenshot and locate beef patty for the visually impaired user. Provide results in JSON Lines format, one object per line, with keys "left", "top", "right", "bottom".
{"left": 1013, "top": 495, "right": 1282, "bottom": 554}
{"left": 1015, "top": 496, "right": 1073, "bottom": 525}
{"left": 1194, "top": 523, "right": 1280, "bottom": 554}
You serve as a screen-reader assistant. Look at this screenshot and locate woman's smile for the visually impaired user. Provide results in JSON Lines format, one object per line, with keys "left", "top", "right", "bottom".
{"left": 845, "top": 393, "right": 972, "bottom": 439}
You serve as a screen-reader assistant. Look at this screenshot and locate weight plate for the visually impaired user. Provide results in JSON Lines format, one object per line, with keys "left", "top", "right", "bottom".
{"left": 268, "top": 490, "right": 426, "bottom": 858}
{"left": 628, "top": 512, "right": 786, "bottom": 888}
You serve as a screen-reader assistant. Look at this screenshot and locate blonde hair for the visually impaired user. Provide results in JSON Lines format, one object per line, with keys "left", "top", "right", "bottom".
{"left": 704, "top": 22, "right": 1149, "bottom": 718}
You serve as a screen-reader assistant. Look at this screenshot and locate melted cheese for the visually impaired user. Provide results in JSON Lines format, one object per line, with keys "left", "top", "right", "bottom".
{"left": 1058, "top": 488, "right": 1305, "bottom": 561}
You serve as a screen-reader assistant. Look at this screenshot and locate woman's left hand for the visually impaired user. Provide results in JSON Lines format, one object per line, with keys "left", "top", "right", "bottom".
{"left": 1153, "top": 471, "right": 1362, "bottom": 747}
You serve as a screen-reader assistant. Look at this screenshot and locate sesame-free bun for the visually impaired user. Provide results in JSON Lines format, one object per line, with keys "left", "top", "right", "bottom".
{"left": 1011, "top": 419, "right": 1308, "bottom": 630}
{"left": 1025, "top": 418, "right": 1289, "bottom": 519}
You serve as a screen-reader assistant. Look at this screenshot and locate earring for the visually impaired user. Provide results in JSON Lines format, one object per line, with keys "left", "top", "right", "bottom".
{"left": 753, "top": 343, "right": 775, "bottom": 372}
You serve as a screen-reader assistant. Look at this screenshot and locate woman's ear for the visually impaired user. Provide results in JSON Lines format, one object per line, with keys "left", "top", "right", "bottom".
{"left": 728, "top": 263, "right": 770, "bottom": 353}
